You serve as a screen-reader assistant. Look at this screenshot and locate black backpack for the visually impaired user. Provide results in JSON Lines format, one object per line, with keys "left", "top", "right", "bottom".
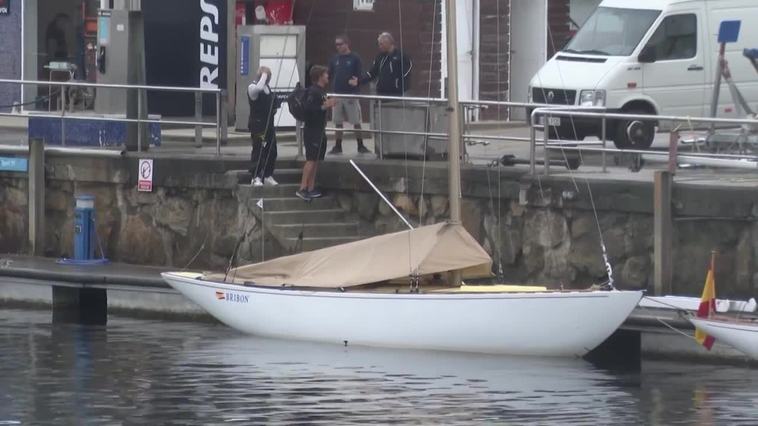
{"left": 287, "top": 83, "right": 308, "bottom": 121}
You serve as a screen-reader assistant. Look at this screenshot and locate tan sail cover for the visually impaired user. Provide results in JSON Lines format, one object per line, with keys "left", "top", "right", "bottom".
{"left": 211, "top": 222, "right": 493, "bottom": 288}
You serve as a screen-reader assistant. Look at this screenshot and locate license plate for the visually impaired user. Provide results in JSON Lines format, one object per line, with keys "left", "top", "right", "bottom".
{"left": 538, "top": 116, "right": 561, "bottom": 127}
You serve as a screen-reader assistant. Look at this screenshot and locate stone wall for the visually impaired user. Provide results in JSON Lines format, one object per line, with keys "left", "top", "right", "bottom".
{"left": 0, "top": 156, "right": 756, "bottom": 299}
{"left": 0, "top": 155, "right": 278, "bottom": 270}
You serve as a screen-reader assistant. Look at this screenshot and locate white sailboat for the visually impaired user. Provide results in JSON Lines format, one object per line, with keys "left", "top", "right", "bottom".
{"left": 689, "top": 317, "right": 758, "bottom": 360}
{"left": 162, "top": 0, "right": 643, "bottom": 357}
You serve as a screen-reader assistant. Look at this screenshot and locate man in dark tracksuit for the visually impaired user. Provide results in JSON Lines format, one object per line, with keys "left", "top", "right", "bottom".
{"left": 296, "top": 65, "right": 336, "bottom": 201}
{"left": 354, "top": 32, "right": 412, "bottom": 96}
{"left": 248, "top": 66, "right": 281, "bottom": 186}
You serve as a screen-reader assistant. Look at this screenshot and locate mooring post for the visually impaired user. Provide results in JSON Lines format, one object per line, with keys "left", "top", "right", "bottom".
{"left": 28, "top": 138, "right": 45, "bottom": 256}
{"left": 195, "top": 92, "right": 203, "bottom": 148}
{"left": 653, "top": 170, "right": 673, "bottom": 295}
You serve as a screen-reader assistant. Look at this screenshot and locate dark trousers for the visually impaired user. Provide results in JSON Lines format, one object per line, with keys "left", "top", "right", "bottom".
{"left": 250, "top": 130, "right": 277, "bottom": 179}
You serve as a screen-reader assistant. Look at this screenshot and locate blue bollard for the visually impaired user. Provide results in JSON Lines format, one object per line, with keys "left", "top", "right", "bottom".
{"left": 74, "top": 195, "right": 96, "bottom": 260}
{"left": 58, "top": 195, "right": 108, "bottom": 265}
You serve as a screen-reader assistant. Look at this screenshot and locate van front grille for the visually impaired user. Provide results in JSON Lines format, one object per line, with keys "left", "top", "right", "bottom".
{"left": 532, "top": 88, "right": 576, "bottom": 105}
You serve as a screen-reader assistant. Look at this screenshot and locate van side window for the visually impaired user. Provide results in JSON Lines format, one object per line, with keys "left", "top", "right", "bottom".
{"left": 644, "top": 14, "right": 697, "bottom": 60}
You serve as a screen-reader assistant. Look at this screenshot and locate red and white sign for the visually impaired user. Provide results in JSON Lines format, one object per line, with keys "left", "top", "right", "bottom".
{"left": 138, "top": 159, "right": 154, "bottom": 192}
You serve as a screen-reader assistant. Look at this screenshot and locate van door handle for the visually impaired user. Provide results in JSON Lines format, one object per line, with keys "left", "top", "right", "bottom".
{"left": 688, "top": 65, "right": 704, "bottom": 71}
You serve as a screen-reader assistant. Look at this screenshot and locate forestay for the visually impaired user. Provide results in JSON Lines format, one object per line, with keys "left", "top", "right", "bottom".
{"left": 210, "top": 222, "right": 492, "bottom": 288}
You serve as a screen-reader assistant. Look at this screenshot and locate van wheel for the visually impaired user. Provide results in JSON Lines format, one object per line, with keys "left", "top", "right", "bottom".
{"left": 613, "top": 109, "right": 655, "bottom": 149}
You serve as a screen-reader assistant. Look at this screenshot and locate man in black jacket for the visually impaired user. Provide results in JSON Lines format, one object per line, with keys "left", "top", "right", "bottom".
{"left": 350, "top": 32, "right": 412, "bottom": 96}
{"left": 297, "top": 65, "right": 336, "bottom": 201}
{"left": 248, "top": 66, "right": 281, "bottom": 186}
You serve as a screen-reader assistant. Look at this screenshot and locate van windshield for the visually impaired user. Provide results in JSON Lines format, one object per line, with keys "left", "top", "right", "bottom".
{"left": 564, "top": 7, "right": 661, "bottom": 56}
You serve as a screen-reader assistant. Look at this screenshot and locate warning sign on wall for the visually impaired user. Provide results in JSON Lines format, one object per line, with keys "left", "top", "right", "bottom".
{"left": 138, "top": 159, "right": 154, "bottom": 192}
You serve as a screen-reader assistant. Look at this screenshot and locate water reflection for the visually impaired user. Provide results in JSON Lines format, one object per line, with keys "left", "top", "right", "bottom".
{"left": 1, "top": 308, "right": 756, "bottom": 425}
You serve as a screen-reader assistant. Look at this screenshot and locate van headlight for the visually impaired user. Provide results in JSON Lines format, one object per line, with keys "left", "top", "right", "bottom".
{"left": 579, "top": 90, "right": 606, "bottom": 107}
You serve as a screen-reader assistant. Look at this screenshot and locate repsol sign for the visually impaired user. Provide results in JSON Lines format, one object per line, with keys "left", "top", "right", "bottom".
{"left": 200, "top": 0, "right": 220, "bottom": 88}
{"left": 142, "top": 0, "right": 227, "bottom": 116}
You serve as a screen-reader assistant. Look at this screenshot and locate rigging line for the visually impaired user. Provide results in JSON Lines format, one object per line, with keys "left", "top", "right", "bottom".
{"left": 419, "top": 0, "right": 439, "bottom": 225}
{"left": 396, "top": 0, "right": 414, "bottom": 278}
{"left": 497, "top": 157, "right": 504, "bottom": 279}
{"left": 496, "top": 0, "right": 501, "bottom": 121}
{"left": 542, "top": 23, "right": 613, "bottom": 286}
{"left": 543, "top": 24, "right": 583, "bottom": 150}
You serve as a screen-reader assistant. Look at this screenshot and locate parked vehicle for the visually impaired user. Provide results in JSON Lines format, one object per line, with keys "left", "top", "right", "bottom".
{"left": 529, "top": 0, "right": 758, "bottom": 149}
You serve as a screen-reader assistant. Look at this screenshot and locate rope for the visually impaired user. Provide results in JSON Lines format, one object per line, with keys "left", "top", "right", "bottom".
{"left": 418, "top": 0, "right": 439, "bottom": 226}
{"left": 539, "top": 23, "right": 614, "bottom": 287}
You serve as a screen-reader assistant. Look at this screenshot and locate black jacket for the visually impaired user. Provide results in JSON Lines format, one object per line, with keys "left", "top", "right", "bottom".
{"left": 248, "top": 83, "right": 281, "bottom": 135}
{"left": 303, "top": 85, "right": 327, "bottom": 129}
{"left": 361, "top": 49, "right": 412, "bottom": 96}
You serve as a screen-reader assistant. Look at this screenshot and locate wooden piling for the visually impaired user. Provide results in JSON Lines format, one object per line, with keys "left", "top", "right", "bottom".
{"left": 28, "top": 138, "right": 45, "bottom": 256}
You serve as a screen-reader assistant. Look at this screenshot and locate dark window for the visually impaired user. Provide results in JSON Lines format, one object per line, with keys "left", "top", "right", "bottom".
{"left": 644, "top": 14, "right": 697, "bottom": 61}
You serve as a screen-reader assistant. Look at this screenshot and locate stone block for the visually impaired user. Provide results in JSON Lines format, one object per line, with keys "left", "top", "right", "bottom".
{"left": 430, "top": 195, "right": 448, "bottom": 218}
{"left": 460, "top": 199, "right": 482, "bottom": 241}
{"left": 118, "top": 215, "right": 166, "bottom": 265}
{"left": 355, "top": 192, "right": 379, "bottom": 221}
{"left": 393, "top": 193, "right": 418, "bottom": 216}
{"left": 337, "top": 193, "right": 354, "bottom": 212}
{"left": 624, "top": 215, "right": 653, "bottom": 256}
{"left": 153, "top": 197, "right": 194, "bottom": 236}
{"left": 620, "top": 256, "right": 650, "bottom": 289}
{"left": 524, "top": 209, "right": 568, "bottom": 249}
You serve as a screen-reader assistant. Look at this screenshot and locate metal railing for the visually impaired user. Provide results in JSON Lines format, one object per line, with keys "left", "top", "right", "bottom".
{"left": 324, "top": 93, "right": 559, "bottom": 159}
{"left": 529, "top": 106, "right": 758, "bottom": 176}
{"left": 0, "top": 78, "right": 227, "bottom": 155}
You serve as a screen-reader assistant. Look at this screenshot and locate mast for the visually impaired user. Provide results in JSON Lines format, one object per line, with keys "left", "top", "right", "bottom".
{"left": 445, "top": 0, "right": 462, "bottom": 224}
{"left": 445, "top": 0, "right": 463, "bottom": 286}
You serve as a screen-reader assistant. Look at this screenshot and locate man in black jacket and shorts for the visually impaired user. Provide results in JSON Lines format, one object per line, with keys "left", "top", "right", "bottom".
{"left": 297, "top": 65, "right": 336, "bottom": 201}
{"left": 328, "top": 34, "right": 369, "bottom": 155}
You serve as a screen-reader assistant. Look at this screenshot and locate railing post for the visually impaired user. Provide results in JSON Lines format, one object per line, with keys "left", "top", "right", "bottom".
{"left": 529, "top": 117, "right": 537, "bottom": 176}
{"left": 195, "top": 91, "right": 203, "bottom": 148}
{"left": 653, "top": 170, "right": 673, "bottom": 295}
{"left": 543, "top": 114, "right": 550, "bottom": 176}
{"left": 137, "top": 88, "right": 143, "bottom": 152}
{"left": 220, "top": 90, "right": 228, "bottom": 146}
{"left": 668, "top": 129, "right": 679, "bottom": 173}
{"left": 378, "top": 100, "right": 384, "bottom": 159}
{"left": 215, "top": 91, "right": 222, "bottom": 156}
{"left": 60, "top": 85, "right": 66, "bottom": 147}
{"left": 28, "top": 138, "right": 45, "bottom": 256}
{"left": 601, "top": 116, "right": 607, "bottom": 173}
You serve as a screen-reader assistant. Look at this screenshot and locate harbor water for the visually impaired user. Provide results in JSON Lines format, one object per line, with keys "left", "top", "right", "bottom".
{"left": 1, "top": 308, "right": 756, "bottom": 425}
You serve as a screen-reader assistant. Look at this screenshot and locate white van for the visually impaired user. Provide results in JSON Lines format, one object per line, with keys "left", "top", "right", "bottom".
{"left": 528, "top": 0, "right": 758, "bottom": 148}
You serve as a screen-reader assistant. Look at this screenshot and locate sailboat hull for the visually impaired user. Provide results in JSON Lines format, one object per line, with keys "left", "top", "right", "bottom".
{"left": 689, "top": 317, "right": 758, "bottom": 360}
{"left": 163, "top": 272, "right": 642, "bottom": 357}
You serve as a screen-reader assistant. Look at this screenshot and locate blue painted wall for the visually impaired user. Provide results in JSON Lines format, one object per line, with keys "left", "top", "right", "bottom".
{"left": 0, "top": 0, "right": 22, "bottom": 112}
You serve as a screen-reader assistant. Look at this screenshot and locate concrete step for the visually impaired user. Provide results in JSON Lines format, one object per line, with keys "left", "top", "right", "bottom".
{"left": 271, "top": 222, "right": 360, "bottom": 239}
{"left": 238, "top": 183, "right": 304, "bottom": 198}
{"left": 263, "top": 208, "right": 353, "bottom": 225}
{"left": 234, "top": 168, "right": 303, "bottom": 185}
{"left": 283, "top": 236, "right": 362, "bottom": 252}
{"left": 260, "top": 196, "right": 338, "bottom": 211}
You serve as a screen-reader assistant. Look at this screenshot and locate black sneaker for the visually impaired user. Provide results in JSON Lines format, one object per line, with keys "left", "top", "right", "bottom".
{"left": 295, "top": 189, "right": 312, "bottom": 201}
{"left": 357, "top": 145, "right": 370, "bottom": 154}
{"left": 329, "top": 145, "right": 343, "bottom": 155}
{"left": 308, "top": 189, "right": 323, "bottom": 198}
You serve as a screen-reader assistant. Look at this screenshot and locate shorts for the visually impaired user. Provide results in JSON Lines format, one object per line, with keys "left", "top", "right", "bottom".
{"left": 304, "top": 127, "right": 327, "bottom": 161}
{"left": 332, "top": 98, "right": 362, "bottom": 125}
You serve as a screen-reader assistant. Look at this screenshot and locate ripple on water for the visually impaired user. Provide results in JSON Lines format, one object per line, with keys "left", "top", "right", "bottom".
{"left": 1, "top": 308, "right": 757, "bottom": 425}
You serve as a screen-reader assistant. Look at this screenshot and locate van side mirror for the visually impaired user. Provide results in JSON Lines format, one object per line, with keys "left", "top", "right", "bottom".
{"left": 638, "top": 45, "right": 657, "bottom": 63}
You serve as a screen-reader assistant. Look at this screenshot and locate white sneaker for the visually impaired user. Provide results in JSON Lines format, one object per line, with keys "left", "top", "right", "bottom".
{"left": 252, "top": 177, "right": 264, "bottom": 187}
{"left": 264, "top": 176, "right": 279, "bottom": 186}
